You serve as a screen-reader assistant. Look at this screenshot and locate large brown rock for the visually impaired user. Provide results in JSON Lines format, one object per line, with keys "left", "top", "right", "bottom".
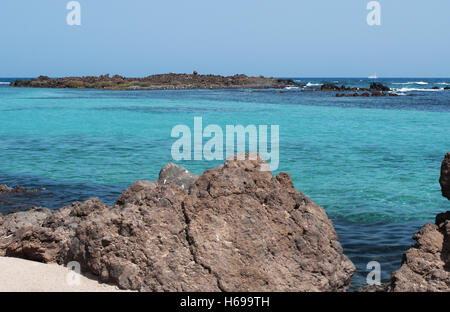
{"left": 440, "top": 153, "right": 450, "bottom": 200}
{"left": 388, "top": 212, "right": 450, "bottom": 292}
{"left": 0, "top": 155, "right": 355, "bottom": 291}
{"left": 183, "top": 155, "right": 355, "bottom": 291}
{"left": 377, "top": 153, "right": 450, "bottom": 292}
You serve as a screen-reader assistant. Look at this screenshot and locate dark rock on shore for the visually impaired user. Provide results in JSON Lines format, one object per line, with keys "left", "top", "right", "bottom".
{"left": 336, "top": 92, "right": 398, "bottom": 98}
{"left": 0, "top": 155, "right": 355, "bottom": 291}
{"left": 388, "top": 210, "right": 450, "bottom": 292}
{"left": 320, "top": 83, "right": 343, "bottom": 91}
{"left": 370, "top": 82, "right": 391, "bottom": 92}
{"left": 361, "top": 153, "right": 450, "bottom": 292}
{"left": 0, "top": 185, "right": 40, "bottom": 194}
{"left": 10, "top": 74, "right": 302, "bottom": 90}
{"left": 312, "top": 82, "right": 391, "bottom": 93}
{"left": 310, "top": 82, "right": 394, "bottom": 97}
{"left": 440, "top": 153, "right": 450, "bottom": 200}
{"left": 357, "top": 153, "right": 450, "bottom": 292}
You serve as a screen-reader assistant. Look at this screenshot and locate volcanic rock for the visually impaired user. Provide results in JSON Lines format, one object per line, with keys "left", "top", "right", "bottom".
{"left": 388, "top": 211, "right": 450, "bottom": 292}
{"left": 370, "top": 82, "right": 390, "bottom": 92}
{"left": 10, "top": 74, "right": 302, "bottom": 90}
{"left": 0, "top": 185, "right": 39, "bottom": 194}
{"left": 440, "top": 153, "right": 450, "bottom": 200}
{"left": 0, "top": 155, "right": 355, "bottom": 291}
{"left": 321, "top": 83, "right": 341, "bottom": 91}
{"left": 374, "top": 153, "right": 450, "bottom": 292}
{"left": 157, "top": 162, "right": 199, "bottom": 190}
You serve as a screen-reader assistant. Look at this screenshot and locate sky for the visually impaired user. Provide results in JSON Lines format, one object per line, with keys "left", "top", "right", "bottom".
{"left": 0, "top": 0, "right": 449, "bottom": 78}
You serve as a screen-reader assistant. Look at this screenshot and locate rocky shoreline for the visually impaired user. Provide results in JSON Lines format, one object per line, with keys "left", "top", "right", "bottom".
{"left": 385, "top": 153, "right": 450, "bottom": 291}
{"left": 10, "top": 73, "right": 302, "bottom": 90}
{"left": 0, "top": 154, "right": 355, "bottom": 291}
{"left": 1, "top": 153, "right": 449, "bottom": 292}
{"left": 305, "top": 82, "right": 400, "bottom": 97}
{"left": 359, "top": 153, "right": 450, "bottom": 292}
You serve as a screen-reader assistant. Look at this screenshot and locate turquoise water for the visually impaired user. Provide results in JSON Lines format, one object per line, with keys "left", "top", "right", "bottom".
{"left": 1, "top": 78, "right": 449, "bottom": 289}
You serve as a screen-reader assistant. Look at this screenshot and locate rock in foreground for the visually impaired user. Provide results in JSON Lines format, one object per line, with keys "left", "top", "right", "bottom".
{"left": 388, "top": 211, "right": 450, "bottom": 292}
{"left": 376, "top": 153, "right": 450, "bottom": 292}
{"left": 440, "top": 153, "right": 450, "bottom": 200}
{"left": 0, "top": 155, "right": 355, "bottom": 291}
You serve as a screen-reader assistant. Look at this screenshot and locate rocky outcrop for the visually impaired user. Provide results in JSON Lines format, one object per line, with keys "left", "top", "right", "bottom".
{"left": 440, "top": 153, "right": 450, "bottom": 200}
{"left": 320, "top": 83, "right": 343, "bottom": 91}
{"left": 10, "top": 74, "right": 302, "bottom": 90}
{"left": 369, "top": 82, "right": 390, "bottom": 92}
{"left": 311, "top": 82, "right": 391, "bottom": 93}
{"left": 0, "top": 185, "right": 40, "bottom": 194}
{"left": 388, "top": 211, "right": 450, "bottom": 292}
{"left": 157, "top": 162, "right": 199, "bottom": 190}
{"left": 370, "top": 153, "right": 450, "bottom": 292}
{"left": 308, "top": 83, "right": 395, "bottom": 97}
{"left": 0, "top": 155, "right": 355, "bottom": 291}
{"left": 336, "top": 92, "right": 398, "bottom": 98}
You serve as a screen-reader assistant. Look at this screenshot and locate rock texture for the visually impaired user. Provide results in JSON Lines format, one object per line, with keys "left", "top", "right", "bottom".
{"left": 0, "top": 155, "right": 355, "bottom": 291}
{"left": 10, "top": 74, "right": 301, "bottom": 90}
{"left": 378, "top": 153, "right": 450, "bottom": 292}
{"left": 310, "top": 82, "right": 391, "bottom": 93}
{"left": 157, "top": 162, "right": 199, "bottom": 190}
{"left": 0, "top": 185, "right": 40, "bottom": 194}
{"left": 306, "top": 82, "right": 396, "bottom": 97}
{"left": 440, "top": 153, "right": 450, "bottom": 200}
{"left": 388, "top": 211, "right": 450, "bottom": 292}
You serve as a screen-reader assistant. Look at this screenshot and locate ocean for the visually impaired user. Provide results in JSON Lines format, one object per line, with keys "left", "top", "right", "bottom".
{"left": 0, "top": 77, "right": 449, "bottom": 289}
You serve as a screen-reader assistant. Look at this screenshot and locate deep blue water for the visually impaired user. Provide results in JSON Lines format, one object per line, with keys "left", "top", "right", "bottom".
{"left": 0, "top": 77, "right": 449, "bottom": 289}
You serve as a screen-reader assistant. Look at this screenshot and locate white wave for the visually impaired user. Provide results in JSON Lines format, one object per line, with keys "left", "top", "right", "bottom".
{"left": 284, "top": 86, "right": 300, "bottom": 90}
{"left": 437, "top": 82, "right": 450, "bottom": 85}
{"left": 392, "top": 81, "right": 429, "bottom": 85}
{"left": 306, "top": 82, "right": 322, "bottom": 87}
{"left": 393, "top": 87, "right": 442, "bottom": 92}
{"left": 0, "top": 82, "right": 10, "bottom": 85}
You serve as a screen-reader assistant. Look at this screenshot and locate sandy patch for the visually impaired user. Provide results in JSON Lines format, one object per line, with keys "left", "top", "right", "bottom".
{"left": 0, "top": 257, "right": 125, "bottom": 292}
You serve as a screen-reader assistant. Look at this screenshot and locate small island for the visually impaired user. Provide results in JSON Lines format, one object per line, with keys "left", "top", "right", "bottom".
{"left": 10, "top": 73, "right": 301, "bottom": 90}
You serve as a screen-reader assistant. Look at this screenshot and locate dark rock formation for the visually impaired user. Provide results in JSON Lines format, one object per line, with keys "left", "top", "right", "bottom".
{"left": 10, "top": 74, "right": 302, "bottom": 90}
{"left": 336, "top": 92, "right": 398, "bottom": 98}
{"left": 364, "top": 153, "right": 450, "bottom": 292}
{"left": 320, "top": 84, "right": 342, "bottom": 91}
{"left": 311, "top": 82, "right": 392, "bottom": 96}
{"left": 0, "top": 155, "right": 355, "bottom": 292}
{"left": 388, "top": 211, "right": 450, "bottom": 292}
{"left": 0, "top": 185, "right": 40, "bottom": 194}
{"left": 370, "top": 82, "right": 391, "bottom": 92}
{"left": 440, "top": 153, "right": 450, "bottom": 200}
{"left": 308, "top": 82, "right": 397, "bottom": 97}
{"left": 157, "top": 162, "right": 199, "bottom": 190}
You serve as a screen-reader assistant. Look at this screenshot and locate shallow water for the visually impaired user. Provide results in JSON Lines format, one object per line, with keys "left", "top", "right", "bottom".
{"left": 1, "top": 78, "right": 449, "bottom": 289}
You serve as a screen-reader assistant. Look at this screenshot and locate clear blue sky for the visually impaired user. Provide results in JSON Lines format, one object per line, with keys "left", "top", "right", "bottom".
{"left": 0, "top": 0, "right": 449, "bottom": 77}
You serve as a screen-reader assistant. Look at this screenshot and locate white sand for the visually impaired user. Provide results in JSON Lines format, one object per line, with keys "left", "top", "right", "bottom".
{"left": 0, "top": 257, "right": 125, "bottom": 292}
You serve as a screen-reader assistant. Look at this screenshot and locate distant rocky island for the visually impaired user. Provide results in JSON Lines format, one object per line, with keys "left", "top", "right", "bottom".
{"left": 10, "top": 73, "right": 301, "bottom": 90}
